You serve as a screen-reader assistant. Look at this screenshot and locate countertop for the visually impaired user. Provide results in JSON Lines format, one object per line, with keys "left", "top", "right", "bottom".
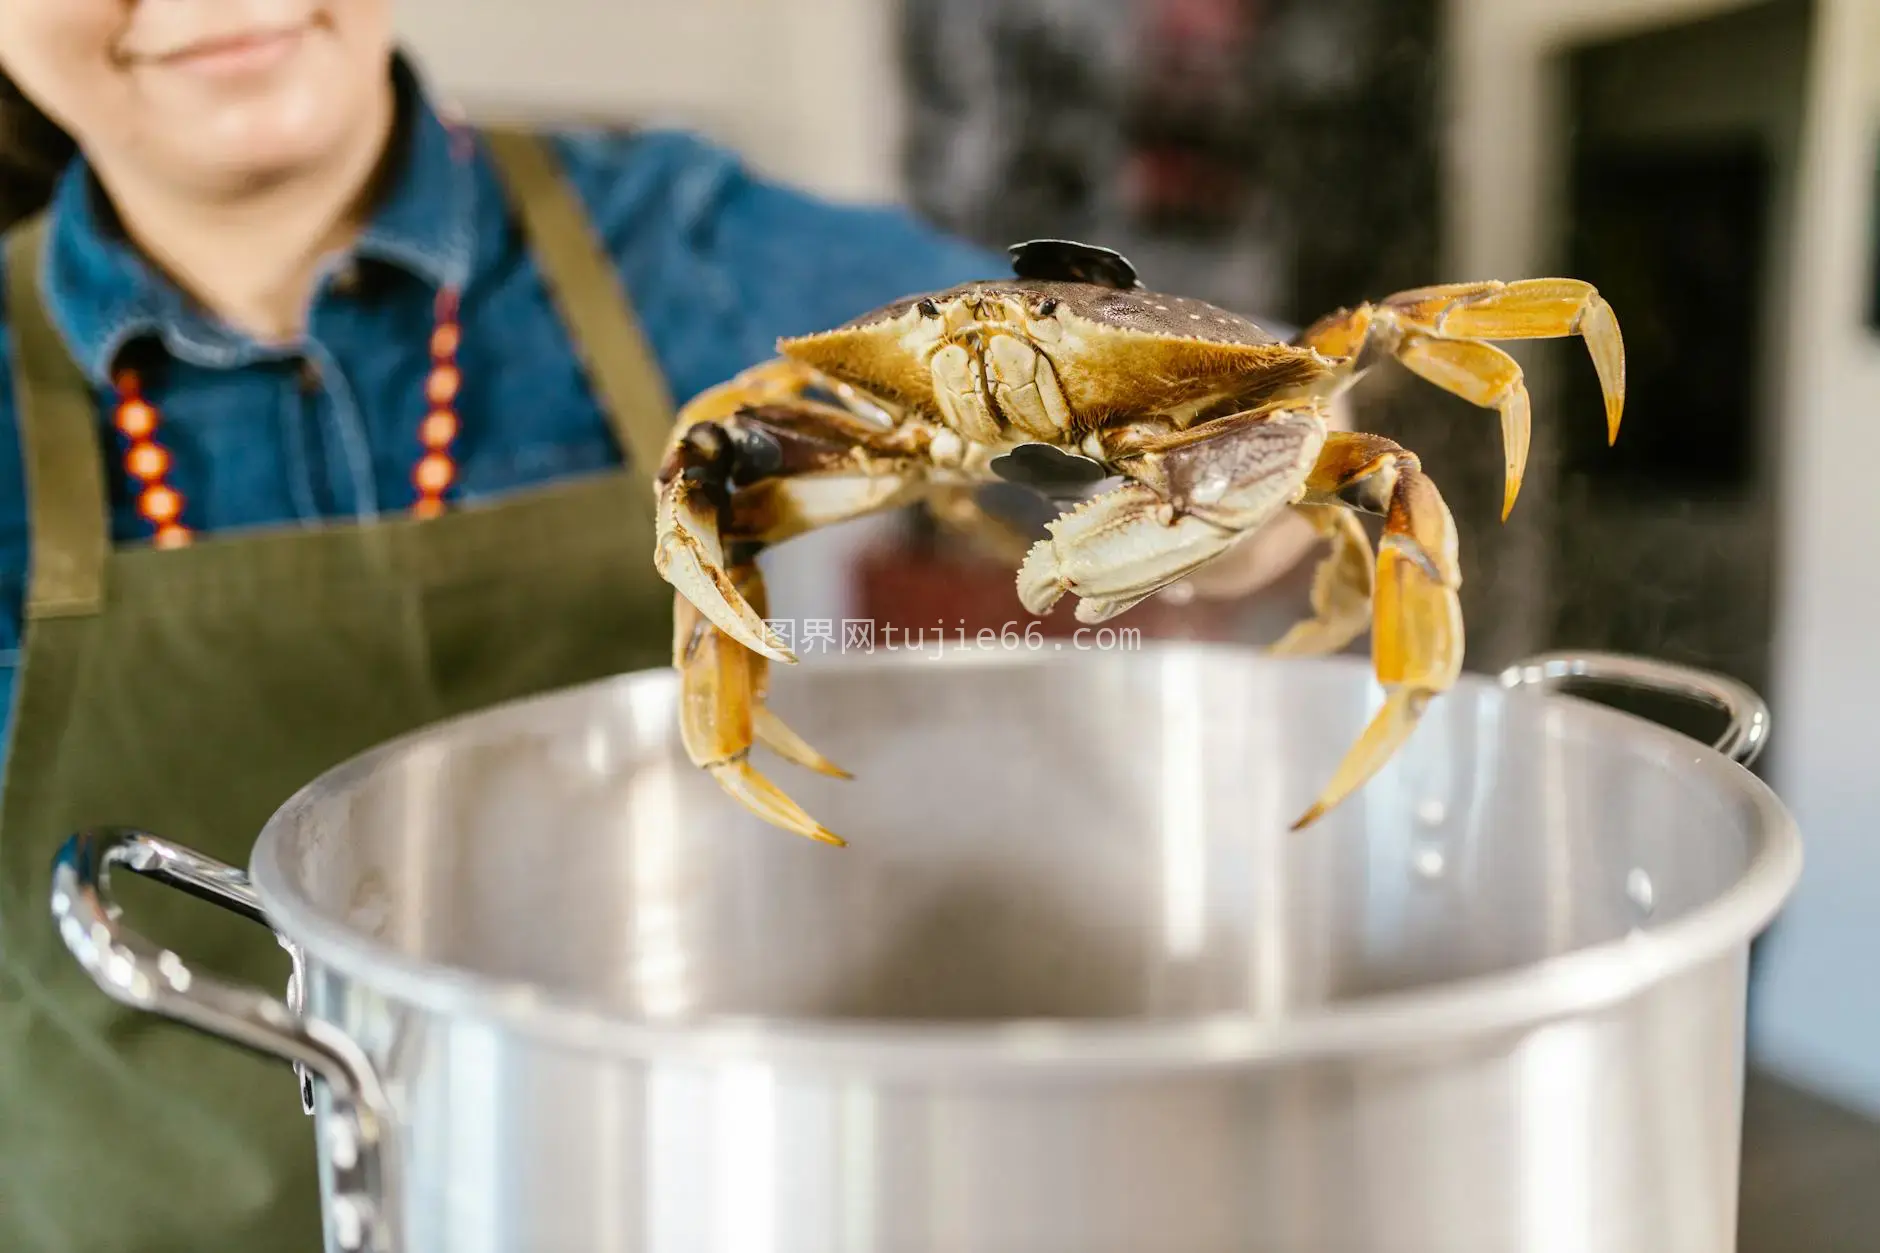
{"left": 1740, "top": 1071, "right": 1880, "bottom": 1250}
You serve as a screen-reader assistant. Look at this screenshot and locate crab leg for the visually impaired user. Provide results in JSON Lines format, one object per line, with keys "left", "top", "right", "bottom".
{"left": 1017, "top": 404, "right": 1325, "bottom": 622}
{"left": 1268, "top": 503, "right": 1374, "bottom": 658}
{"left": 675, "top": 565, "right": 847, "bottom": 848}
{"left": 1293, "top": 279, "right": 1625, "bottom": 518}
{"left": 1290, "top": 433, "right": 1463, "bottom": 831}
{"left": 654, "top": 395, "right": 950, "bottom": 845}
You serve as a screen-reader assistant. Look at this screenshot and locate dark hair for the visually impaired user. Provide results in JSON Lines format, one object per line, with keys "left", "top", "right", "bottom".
{"left": 0, "top": 70, "right": 75, "bottom": 233}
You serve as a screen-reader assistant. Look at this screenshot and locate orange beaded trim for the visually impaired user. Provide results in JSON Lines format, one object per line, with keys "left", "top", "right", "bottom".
{"left": 113, "top": 370, "right": 191, "bottom": 549}
{"left": 110, "top": 284, "right": 466, "bottom": 546}
{"left": 412, "top": 287, "right": 464, "bottom": 520}
{"left": 112, "top": 122, "right": 476, "bottom": 548}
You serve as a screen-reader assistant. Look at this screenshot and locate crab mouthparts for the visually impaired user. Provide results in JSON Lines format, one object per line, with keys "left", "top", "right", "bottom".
{"left": 988, "top": 441, "right": 1110, "bottom": 501}
{"left": 928, "top": 327, "right": 1074, "bottom": 445}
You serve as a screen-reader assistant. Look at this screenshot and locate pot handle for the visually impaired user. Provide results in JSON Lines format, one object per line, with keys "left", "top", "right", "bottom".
{"left": 49, "top": 827, "right": 392, "bottom": 1252}
{"left": 1496, "top": 650, "right": 1770, "bottom": 767}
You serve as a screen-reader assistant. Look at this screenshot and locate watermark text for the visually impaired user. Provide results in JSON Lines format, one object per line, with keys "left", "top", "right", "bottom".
{"left": 759, "top": 618, "right": 1141, "bottom": 656}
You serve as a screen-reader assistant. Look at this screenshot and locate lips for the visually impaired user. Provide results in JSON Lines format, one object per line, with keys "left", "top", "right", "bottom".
{"left": 135, "top": 22, "right": 309, "bottom": 67}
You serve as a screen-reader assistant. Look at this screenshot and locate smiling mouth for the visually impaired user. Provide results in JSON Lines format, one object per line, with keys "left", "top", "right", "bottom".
{"left": 136, "top": 21, "right": 313, "bottom": 67}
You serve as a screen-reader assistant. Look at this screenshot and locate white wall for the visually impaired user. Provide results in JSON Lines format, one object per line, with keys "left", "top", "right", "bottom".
{"left": 1449, "top": 0, "right": 1880, "bottom": 1115}
{"left": 392, "top": 0, "right": 911, "bottom": 626}
{"left": 393, "top": 0, "right": 905, "bottom": 200}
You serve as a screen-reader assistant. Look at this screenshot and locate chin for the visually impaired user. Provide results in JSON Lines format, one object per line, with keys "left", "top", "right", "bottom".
{"left": 179, "top": 87, "right": 378, "bottom": 186}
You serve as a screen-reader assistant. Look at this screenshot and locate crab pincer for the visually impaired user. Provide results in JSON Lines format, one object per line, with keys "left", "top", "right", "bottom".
{"left": 654, "top": 422, "right": 796, "bottom": 663}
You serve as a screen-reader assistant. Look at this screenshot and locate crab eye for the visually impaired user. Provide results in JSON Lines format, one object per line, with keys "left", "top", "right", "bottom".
{"left": 1035, "top": 297, "right": 1059, "bottom": 317}
{"left": 915, "top": 298, "right": 940, "bottom": 318}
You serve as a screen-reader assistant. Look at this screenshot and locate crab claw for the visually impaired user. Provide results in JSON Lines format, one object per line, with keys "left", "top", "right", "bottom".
{"left": 655, "top": 441, "right": 795, "bottom": 664}
{"left": 1018, "top": 406, "right": 1324, "bottom": 623}
{"left": 1017, "top": 483, "right": 1248, "bottom": 625}
{"left": 1292, "top": 437, "right": 1463, "bottom": 831}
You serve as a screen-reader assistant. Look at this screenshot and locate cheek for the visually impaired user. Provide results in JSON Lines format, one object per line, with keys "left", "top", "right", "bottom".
{"left": 0, "top": 4, "right": 134, "bottom": 148}
{"left": 335, "top": 0, "right": 396, "bottom": 49}
{"left": 0, "top": 0, "right": 398, "bottom": 190}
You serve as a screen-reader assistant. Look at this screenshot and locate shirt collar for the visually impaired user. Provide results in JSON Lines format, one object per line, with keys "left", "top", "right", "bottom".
{"left": 39, "top": 50, "right": 476, "bottom": 385}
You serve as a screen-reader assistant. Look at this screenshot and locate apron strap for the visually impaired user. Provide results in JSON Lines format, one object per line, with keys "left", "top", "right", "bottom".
{"left": 1, "top": 128, "right": 677, "bottom": 625}
{"left": 5, "top": 215, "right": 109, "bottom": 620}
{"left": 480, "top": 127, "right": 677, "bottom": 512}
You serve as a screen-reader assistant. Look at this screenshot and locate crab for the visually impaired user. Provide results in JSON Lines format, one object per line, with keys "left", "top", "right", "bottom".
{"left": 653, "top": 240, "right": 1625, "bottom": 847}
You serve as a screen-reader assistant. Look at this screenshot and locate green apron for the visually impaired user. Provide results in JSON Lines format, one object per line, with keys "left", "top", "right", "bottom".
{"left": 0, "top": 129, "right": 679, "bottom": 1252}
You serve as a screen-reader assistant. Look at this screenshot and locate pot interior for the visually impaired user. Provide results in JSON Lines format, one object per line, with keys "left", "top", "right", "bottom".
{"left": 260, "top": 645, "right": 1786, "bottom": 1024}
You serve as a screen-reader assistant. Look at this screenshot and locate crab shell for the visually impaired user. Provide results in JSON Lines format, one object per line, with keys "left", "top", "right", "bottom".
{"left": 775, "top": 279, "right": 1333, "bottom": 444}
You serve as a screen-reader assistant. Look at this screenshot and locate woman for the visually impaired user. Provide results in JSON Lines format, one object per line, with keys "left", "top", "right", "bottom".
{"left": 0, "top": 4, "right": 1322, "bottom": 1249}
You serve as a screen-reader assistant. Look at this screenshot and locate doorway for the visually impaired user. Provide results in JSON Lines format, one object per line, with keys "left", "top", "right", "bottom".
{"left": 1545, "top": 0, "right": 1811, "bottom": 719}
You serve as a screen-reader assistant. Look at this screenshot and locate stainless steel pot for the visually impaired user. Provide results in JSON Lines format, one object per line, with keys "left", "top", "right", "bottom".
{"left": 50, "top": 645, "right": 1799, "bottom": 1253}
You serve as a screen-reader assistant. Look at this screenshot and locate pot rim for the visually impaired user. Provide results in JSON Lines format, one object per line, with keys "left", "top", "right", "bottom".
{"left": 249, "top": 643, "right": 1802, "bottom": 1076}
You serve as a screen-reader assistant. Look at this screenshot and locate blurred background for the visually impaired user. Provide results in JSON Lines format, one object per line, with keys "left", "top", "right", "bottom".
{"left": 396, "top": 0, "right": 1879, "bottom": 1236}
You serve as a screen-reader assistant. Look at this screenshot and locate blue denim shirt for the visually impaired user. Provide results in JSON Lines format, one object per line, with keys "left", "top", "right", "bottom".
{"left": 0, "top": 57, "right": 1002, "bottom": 772}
